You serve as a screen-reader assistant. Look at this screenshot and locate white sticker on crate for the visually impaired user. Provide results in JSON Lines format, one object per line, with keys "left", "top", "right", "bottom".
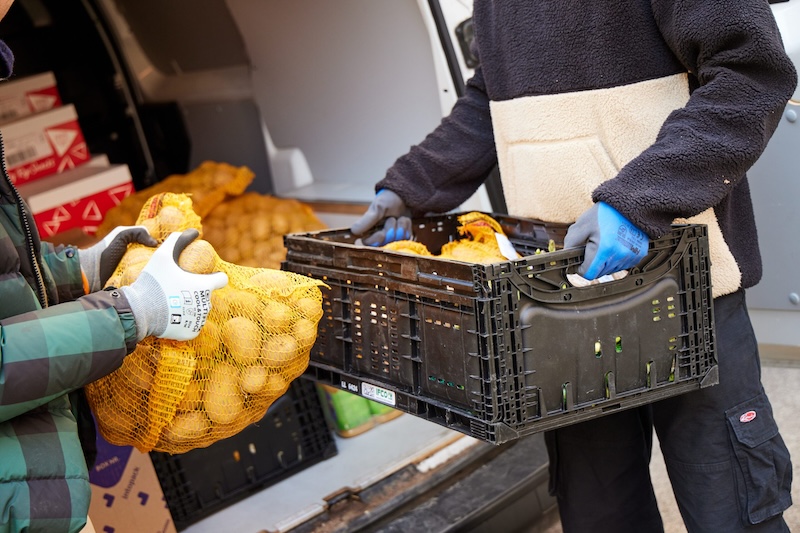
{"left": 361, "top": 382, "right": 396, "bottom": 406}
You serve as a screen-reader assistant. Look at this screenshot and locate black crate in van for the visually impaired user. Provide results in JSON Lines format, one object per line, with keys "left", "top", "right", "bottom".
{"left": 282, "top": 213, "right": 717, "bottom": 445}
{"left": 150, "top": 378, "right": 337, "bottom": 530}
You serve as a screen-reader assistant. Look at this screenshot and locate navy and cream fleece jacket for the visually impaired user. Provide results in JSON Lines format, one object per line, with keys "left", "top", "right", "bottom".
{"left": 376, "top": 0, "right": 797, "bottom": 297}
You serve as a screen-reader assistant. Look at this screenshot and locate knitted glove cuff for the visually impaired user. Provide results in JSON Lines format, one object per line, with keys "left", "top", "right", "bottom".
{"left": 120, "top": 273, "right": 168, "bottom": 342}
{"left": 78, "top": 247, "right": 102, "bottom": 293}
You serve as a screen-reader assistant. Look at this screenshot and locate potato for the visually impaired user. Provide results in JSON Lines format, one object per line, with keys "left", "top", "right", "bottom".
{"left": 292, "top": 318, "right": 318, "bottom": 349}
{"left": 221, "top": 245, "right": 241, "bottom": 263}
{"left": 225, "top": 289, "right": 262, "bottom": 318}
{"left": 237, "top": 234, "right": 254, "bottom": 260}
{"left": 140, "top": 217, "right": 158, "bottom": 237}
{"left": 161, "top": 411, "right": 210, "bottom": 443}
{"left": 251, "top": 216, "right": 271, "bottom": 241}
{"left": 178, "top": 239, "right": 217, "bottom": 274}
{"left": 240, "top": 365, "right": 269, "bottom": 394}
{"left": 224, "top": 225, "right": 241, "bottom": 248}
{"left": 204, "top": 362, "right": 245, "bottom": 425}
{"left": 209, "top": 287, "right": 234, "bottom": 319}
{"left": 236, "top": 213, "right": 252, "bottom": 232}
{"left": 261, "top": 299, "right": 293, "bottom": 330}
{"left": 120, "top": 246, "right": 156, "bottom": 270}
{"left": 222, "top": 316, "right": 262, "bottom": 365}
{"left": 261, "top": 334, "right": 299, "bottom": 367}
{"left": 177, "top": 379, "right": 204, "bottom": 412}
{"left": 264, "top": 373, "right": 289, "bottom": 396}
{"left": 93, "top": 397, "right": 137, "bottom": 441}
{"left": 157, "top": 205, "right": 185, "bottom": 234}
{"left": 272, "top": 213, "right": 290, "bottom": 235}
{"left": 123, "top": 347, "right": 158, "bottom": 391}
{"left": 248, "top": 269, "right": 289, "bottom": 289}
{"left": 194, "top": 319, "right": 222, "bottom": 359}
{"left": 295, "top": 296, "right": 323, "bottom": 322}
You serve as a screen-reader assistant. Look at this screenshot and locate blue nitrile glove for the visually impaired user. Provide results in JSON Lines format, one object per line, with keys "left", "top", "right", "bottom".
{"left": 80, "top": 225, "right": 158, "bottom": 292}
{"left": 564, "top": 202, "right": 649, "bottom": 280}
{"left": 360, "top": 216, "right": 413, "bottom": 247}
{"left": 121, "top": 229, "right": 229, "bottom": 342}
{"left": 350, "top": 189, "right": 413, "bottom": 246}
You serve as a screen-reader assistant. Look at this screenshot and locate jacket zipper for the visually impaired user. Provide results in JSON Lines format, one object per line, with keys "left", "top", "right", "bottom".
{"left": 0, "top": 130, "right": 49, "bottom": 308}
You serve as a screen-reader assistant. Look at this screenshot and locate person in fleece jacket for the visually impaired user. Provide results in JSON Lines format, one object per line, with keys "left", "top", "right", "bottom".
{"left": 351, "top": 1, "right": 797, "bottom": 532}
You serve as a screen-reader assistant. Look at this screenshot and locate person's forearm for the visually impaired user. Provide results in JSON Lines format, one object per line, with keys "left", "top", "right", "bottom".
{"left": 0, "top": 292, "right": 135, "bottom": 422}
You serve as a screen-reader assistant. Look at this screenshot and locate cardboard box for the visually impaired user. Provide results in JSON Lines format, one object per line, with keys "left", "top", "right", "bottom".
{"left": 1, "top": 104, "right": 90, "bottom": 185}
{"left": 0, "top": 71, "right": 61, "bottom": 125}
{"left": 88, "top": 433, "right": 176, "bottom": 533}
{"left": 16, "top": 162, "right": 134, "bottom": 237}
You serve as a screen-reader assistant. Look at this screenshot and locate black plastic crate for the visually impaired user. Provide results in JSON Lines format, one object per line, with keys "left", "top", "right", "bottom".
{"left": 150, "top": 378, "right": 337, "bottom": 530}
{"left": 283, "top": 212, "right": 717, "bottom": 445}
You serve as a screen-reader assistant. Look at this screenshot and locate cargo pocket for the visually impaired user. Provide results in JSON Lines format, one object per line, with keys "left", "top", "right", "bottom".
{"left": 726, "top": 392, "right": 792, "bottom": 525}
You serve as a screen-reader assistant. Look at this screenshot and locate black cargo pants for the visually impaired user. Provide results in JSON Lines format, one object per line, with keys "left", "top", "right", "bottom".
{"left": 545, "top": 290, "right": 793, "bottom": 533}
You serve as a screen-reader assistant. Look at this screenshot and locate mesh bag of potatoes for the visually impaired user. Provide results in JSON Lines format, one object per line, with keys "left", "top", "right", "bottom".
{"left": 95, "top": 161, "right": 255, "bottom": 239}
{"left": 85, "top": 192, "right": 327, "bottom": 454}
{"left": 202, "top": 192, "right": 327, "bottom": 269}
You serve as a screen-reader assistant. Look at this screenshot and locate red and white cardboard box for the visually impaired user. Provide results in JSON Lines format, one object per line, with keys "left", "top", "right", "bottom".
{"left": 1, "top": 104, "right": 90, "bottom": 185}
{"left": 0, "top": 71, "right": 61, "bottom": 125}
{"left": 16, "top": 162, "right": 135, "bottom": 237}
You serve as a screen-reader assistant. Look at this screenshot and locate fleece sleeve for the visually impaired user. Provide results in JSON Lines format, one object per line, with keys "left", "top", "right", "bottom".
{"left": 375, "top": 66, "right": 498, "bottom": 216}
{"left": 593, "top": 0, "right": 797, "bottom": 238}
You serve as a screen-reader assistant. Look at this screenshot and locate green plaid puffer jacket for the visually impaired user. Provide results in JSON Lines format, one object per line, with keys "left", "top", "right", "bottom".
{"left": 0, "top": 133, "right": 139, "bottom": 533}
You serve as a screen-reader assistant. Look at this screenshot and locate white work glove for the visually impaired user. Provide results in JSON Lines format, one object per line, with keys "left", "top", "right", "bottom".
{"left": 79, "top": 226, "right": 157, "bottom": 292}
{"left": 121, "top": 229, "right": 228, "bottom": 342}
{"left": 350, "top": 189, "right": 413, "bottom": 246}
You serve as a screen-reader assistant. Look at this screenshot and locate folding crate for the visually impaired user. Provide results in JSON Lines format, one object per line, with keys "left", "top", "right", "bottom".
{"left": 150, "top": 378, "right": 337, "bottom": 530}
{"left": 283, "top": 213, "right": 717, "bottom": 445}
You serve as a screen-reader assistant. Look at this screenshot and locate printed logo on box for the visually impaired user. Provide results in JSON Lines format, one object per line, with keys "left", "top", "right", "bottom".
{"left": 34, "top": 181, "right": 134, "bottom": 237}
{"left": 4, "top": 106, "right": 90, "bottom": 185}
{"left": 27, "top": 87, "right": 61, "bottom": 113}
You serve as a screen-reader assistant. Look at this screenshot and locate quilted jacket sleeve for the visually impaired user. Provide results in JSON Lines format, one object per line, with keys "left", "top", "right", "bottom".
{"left": 0, "top": 289, "right": 138, "bottom": 423}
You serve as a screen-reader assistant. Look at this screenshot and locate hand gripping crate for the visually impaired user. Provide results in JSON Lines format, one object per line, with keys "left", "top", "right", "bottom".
{"left": 150, "top": 378, "right": 337, "bottom": 530}
{"left": 282, "top": 213, "right": 717, "bottom": 445}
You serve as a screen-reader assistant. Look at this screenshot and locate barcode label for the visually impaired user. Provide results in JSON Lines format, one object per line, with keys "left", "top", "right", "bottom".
{"left": 4, "top": 131, "right": 51, "bottom": 167}
{"left": 6, "top": 146, "right": 39, "bottom": 167}
{"left": 0, "top": 110, "right": 20, "bottom": 122}
{"left": 361, "top": 382, "right": 396, "bottom": 406}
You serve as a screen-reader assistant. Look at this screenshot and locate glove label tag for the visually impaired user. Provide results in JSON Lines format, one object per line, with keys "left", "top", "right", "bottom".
{"left": 166, "top": 289, "right": 212, "bottom": 336}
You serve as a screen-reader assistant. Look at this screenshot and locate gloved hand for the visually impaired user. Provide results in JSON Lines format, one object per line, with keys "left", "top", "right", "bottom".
{"left": 121, "top": 229, "right": 228, "bottom": 342}
{"left": 80, "top": 226, "right": 158, "bottom": 293}
{"left": 350, "top": 189, "right": 413, "bottom": 246}
{"left": 564, "top": 202, "right": 649, "bottom": 280}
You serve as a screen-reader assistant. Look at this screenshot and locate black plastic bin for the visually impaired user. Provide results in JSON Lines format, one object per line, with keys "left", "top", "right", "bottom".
{"left": 150, "top": 378, "right": 337, "bottom": 530}
{"left": 282, "top": 212, "right": 718, "bottom": 445}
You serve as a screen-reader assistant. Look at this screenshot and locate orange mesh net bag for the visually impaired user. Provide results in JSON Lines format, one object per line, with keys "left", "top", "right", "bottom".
{"left": 95, "top": 161, "right": 255, "bottom": 239}
{"left": 85, "top": 192, "right": 326, "bottom": 454}
{"left": 202, "top": 192, "right": 327, "bottom": 268}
